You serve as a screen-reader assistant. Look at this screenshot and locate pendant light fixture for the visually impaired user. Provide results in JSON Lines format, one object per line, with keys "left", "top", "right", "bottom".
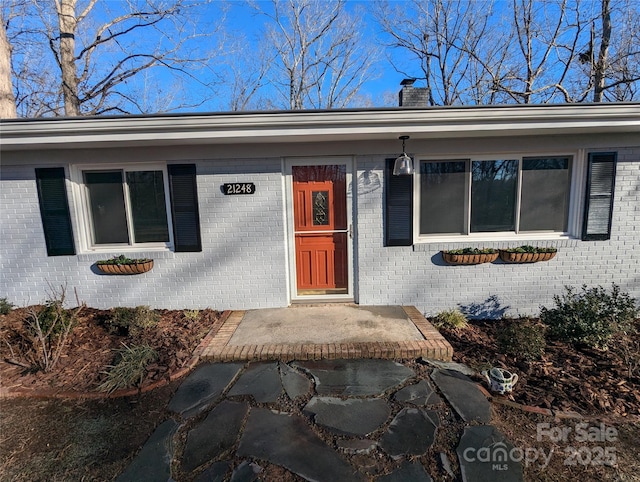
{"left": 393, "top": 135, "right": 413, "bottom": 176}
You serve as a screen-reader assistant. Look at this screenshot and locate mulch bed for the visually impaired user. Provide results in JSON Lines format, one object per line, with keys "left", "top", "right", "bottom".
{"left": 440, "top": 319, "right": 640, "bottom": 417}
{"left": 0, "top": 307, "right": 222, "bottom": 394}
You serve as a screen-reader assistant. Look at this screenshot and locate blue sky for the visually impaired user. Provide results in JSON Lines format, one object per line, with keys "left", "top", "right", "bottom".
{"left": 219, "top": 0, "right": 409, "bottom": 107}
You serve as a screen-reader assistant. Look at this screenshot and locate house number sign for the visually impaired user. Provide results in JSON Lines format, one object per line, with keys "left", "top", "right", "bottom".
{"left": 223, "top": 183, "right": 255, "bottom": 195}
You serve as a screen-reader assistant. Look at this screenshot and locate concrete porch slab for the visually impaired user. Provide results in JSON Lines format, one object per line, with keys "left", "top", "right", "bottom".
{"left": 200, "top": 306, "right": 453, "bottom": 362}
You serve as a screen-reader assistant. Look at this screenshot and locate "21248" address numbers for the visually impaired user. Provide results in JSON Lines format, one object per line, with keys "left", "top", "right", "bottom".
{"left": 223, "top": 183, "right": 255, "bottom": 195}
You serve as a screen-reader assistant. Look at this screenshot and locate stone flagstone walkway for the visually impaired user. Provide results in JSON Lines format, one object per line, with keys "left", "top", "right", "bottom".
{"left": 117, "top": 359, "right": 524, "bottom": 482}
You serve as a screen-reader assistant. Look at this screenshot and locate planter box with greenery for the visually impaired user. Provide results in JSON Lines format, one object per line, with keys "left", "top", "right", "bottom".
{"left": 96, "top": 255, "right": 154, "bottom": 275}
{"left": 441, "top": 248, "right": 498, "bottom": 265}
{"left": 499, "top": 245, "right": 557, "bottom": 263}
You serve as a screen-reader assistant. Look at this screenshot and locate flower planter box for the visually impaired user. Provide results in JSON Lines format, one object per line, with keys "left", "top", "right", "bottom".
{"left": 96, "top": 260, "right": 154, "bottom": 275}
{"left": 441, "top": 251, "right": 499, "bottom": 265}
{"left": 498, "top": 250, "right": 556, "bottom": 263}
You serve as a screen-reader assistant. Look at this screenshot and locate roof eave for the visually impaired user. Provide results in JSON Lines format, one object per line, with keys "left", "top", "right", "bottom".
{"left": 2, "top": 103, "right": 639, "bottom": 151}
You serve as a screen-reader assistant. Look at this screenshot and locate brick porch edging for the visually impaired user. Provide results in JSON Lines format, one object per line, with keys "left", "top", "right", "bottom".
{"left": 199, "top": 306, "right": 454, "bottom": 362}
{"left": 0, "top": 310, "right": 234, "bottom": 400}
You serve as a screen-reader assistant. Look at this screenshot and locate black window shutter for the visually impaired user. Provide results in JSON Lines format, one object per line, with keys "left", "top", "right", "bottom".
{"left": 168, "top": 164, "right": 202, "bottom": 252}
{"left": 582, "top": 152, "right": 617, "bottom": 241}
{"left": 35, "top": 167, "right": 75, "bottom": 256}
{"left": 384, "top": 158, "right": 413, "bottom": 246}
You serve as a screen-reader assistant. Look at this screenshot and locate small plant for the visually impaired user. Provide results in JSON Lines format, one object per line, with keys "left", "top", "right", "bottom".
{"left": 96, "top": 255, "right": 152, "bottom": 266}
{"left": 183, "top": 309, "right": 200, "bottom": 321}
{"left": 613, "top": 320, "right": 640, "bottom": 379}
{"left": 497, "top": 319, "right": 546, "bottom": 361}
{"left": 541, "top": 284, "right": 638, "bottom": 350}
{"left": 0, "top": 297, "right": 14, "bottom": 315}
{"left": 105, "top": 306, "right": 160, "bottom": 337}
{"left": 444, "top": 247, "right": 497, "bottom": 255}
{"left": 502, "top": 245, "right": 557, "bottom": 254}
{"left": 432, "top": 309, "right": 469, "bottom": 329}
{"left": 24, "top": 285, "right": 84, "bottom": 372}
{"left": 98, "top": 343, "right": 158, "bottom": 393}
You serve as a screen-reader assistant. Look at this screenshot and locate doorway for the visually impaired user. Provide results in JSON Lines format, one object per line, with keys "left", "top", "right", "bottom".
{"left": 286, "top": 159, "right": 353, "bottom": 300}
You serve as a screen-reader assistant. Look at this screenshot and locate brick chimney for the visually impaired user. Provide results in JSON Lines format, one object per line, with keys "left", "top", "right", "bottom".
{"left": 398, "top": 78, "right": 429, "bottom": 107}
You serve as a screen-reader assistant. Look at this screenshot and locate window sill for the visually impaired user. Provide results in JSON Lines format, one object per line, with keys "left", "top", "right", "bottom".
{"left": 412, "top": 234, "right": 580, "bottom": 252}
{"left": 78, "top": 249, "right": 175, "bottom": 263}
{"left": 414, "top": 233, "right": 573, "bottom": 244}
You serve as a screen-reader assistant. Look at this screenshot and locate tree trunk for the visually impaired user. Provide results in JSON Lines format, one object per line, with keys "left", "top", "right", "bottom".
{"left": 593, "top": 0, "right": 611, "bottom": 102}
{"left": 57, "top": 0, "right": 80, "bottom": 116}
{"left": 0, "top": 21, "right": 17, "bottom": 118}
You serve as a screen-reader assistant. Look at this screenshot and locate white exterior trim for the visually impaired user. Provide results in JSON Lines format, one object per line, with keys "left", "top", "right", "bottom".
{"left": 2, "top": 104, "right": 639, "bottom": 150}
{"left": 284, "top": 156, "right": 355, "bottom": 302}
{"left": 412, "top": 150, "right": 581, "bottom": 243}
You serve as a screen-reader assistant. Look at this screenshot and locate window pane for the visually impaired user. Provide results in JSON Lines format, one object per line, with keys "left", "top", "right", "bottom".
{"left": 471, "top": 160, "right": 518, "bottom": 232}
{"left": 520, "top": 157, "right": 570, "bottom": 231}
{"left": 420, "top": 161, "right": 466, "bottom": 234}
{"left": 312, "top": 191, "right": 330, "bottom": 226}
{"left": 84, "top": 171, "right": 129, "bottom": 244}
{"left": 126, "top": 171, "right": 169, "bottom": 243}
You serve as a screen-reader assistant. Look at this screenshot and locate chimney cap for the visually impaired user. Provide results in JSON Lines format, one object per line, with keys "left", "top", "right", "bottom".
{"left": 400, "top": 78, "right": 417, "bottom": 86}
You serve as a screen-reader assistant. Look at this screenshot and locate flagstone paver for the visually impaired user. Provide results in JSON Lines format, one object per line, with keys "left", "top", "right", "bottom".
{"left": 378, "top": 460, "right": 434, "bottom": 482}
{"left": 431, "top": 368, "right": 491, "bottom": 423}
{"left": 181, "top": 400, "right": 249, "bottom": 472}
{"left": 293, "top": 359, "right": 414, "bottom": 396}
{"left": 457, "top": 425, "right": 525, "bottom": 482}
{"left": 379, "top": 408, "right": 439, "bottom": 459}
{"left": 168, "top": 362, "right": 243, "bottom": 418}
{"left": 279, "top": 362, "right": 312, "bottom": 399}
{"left": 116, "top": 419, "right": 178, "bottom": 482}
{"left": 227, "top": 362, "right": 282, "bottom": 403}
{"left": 118, "top": 359, "right": 526, "bottom": 482}
{"left": 303, "top": 397, "right": 391, "bottom": 436}
{"left": 237, "top": 407, "right": 364, "bottom": 481}
{"left": 394, "top": 379, "right": 443, "bottom": 406}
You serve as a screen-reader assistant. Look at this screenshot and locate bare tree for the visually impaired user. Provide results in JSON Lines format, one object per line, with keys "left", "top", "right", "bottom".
{"left": 586, "top": 0, "right": 640, "bottom": 102}
{"left": 220, "top": 35, "right": 273, "bottom": 111}
{"left": 0, "top": 15, "right": 17, "bottom": 118}
{"left": 377, "top": 0, "right": 639, "bottom": 105}
{"left": 375, "top": 0, "right": 500, "bottom": 106}
{"left": 6, "top": 0, "right": 224, "bottom": 117}
{"left": 253, "top": 0, "right": 378, "bottom": 110}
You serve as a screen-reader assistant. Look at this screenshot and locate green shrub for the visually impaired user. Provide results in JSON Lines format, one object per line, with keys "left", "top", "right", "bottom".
{"left": 98, "top": 343, "right": 158, "bottom": 393}
{"left": 183, "top": 309, "right": 200, "bottom": 321}
{"left": 105, "top": 306, "right": 159, "bottom": 337}
{"left": 0, "top": 297, "right": 14, "bottom": 315}
{"left": 444, "top": 247, "right": 496, "bottom": 255}
{"left": 433, "top": 309, "right": 468, "bottom": 329}
{"left": 541, "top": 284, "right": 638, "bottom": 350}
{"left": 34, "top": 299, "right": 73, "bottom": 338}
{"left": 497, "top": 319, "right": 546, "bottom": 361}
{"left": 503, "top": 245, "right": 557, "bottom": 253}
{"left": 96, "top": 254, "right": 151, "bottom": 265}
{"left": 24, "top": 286, "right": 83, "bottom": 372}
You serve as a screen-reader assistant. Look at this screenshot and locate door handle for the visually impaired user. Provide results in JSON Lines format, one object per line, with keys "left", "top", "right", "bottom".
{"left": 349, "top": 224, "right": 353, "bottom": 239}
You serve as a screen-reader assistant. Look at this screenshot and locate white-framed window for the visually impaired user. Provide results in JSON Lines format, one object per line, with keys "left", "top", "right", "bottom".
{"left": 73, "top": 164, "right": 174, "bottom": 251}
{"left": 416, "top": 154, "right": 574, "bottom": 240}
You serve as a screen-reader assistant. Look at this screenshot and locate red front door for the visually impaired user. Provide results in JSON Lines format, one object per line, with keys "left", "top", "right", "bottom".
{"left": 293, "top": 165, "right": 348, "bottom": 295}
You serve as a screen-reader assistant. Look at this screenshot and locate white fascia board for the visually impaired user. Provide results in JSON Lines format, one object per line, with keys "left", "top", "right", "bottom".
{"left": 1, "top": 104, "right": 639, "bottom": 150}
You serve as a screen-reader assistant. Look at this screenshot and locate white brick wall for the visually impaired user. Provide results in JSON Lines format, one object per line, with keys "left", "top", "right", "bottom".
{"left": 1, "top": 145, "right": 638, "bottom": 316}
{"left": 0, "top": 160, "right": 288, "bottom": 310}
{"left": 355, "top": 147, "right": 640, "bottom": 317}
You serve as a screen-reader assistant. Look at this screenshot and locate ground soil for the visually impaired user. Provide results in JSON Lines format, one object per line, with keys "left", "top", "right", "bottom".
{"left": 0, "top": 307, "right": 222, "bottom": 394}
{"left": 440, "top": 319, "right": 640, "bottom": 417}
{"left": 1, "top": 309, "right": 639, "bottom": 481}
